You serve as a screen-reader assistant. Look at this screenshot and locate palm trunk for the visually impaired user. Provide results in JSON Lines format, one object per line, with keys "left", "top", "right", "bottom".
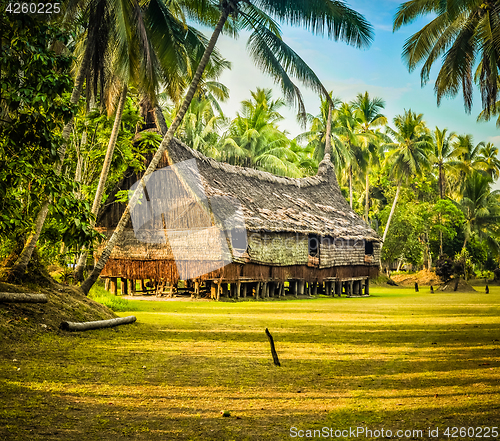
{"left": 365, "top": 170, "right": 369, "bottom": 222}
{"left": 382, "top": 182, "right": 401, "bottom": 244}
{"left": 10, "top": 50, "right": 90, "bottom": 278}
{"left": 324, "top": 104, "right": 332, "bottom": 158}
{"left": 81, "top": 10, "right": 229, "bottom": 295}
{"left": 349, "top": 165, "right": 353, "bottom": 208}
{"left": 74, "top": 85, "right": 128, "bottom": 281}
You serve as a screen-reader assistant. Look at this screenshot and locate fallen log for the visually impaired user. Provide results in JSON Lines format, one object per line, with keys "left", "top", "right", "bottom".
{"left": 0, "top": 293, "right": 48, "bottom": 303}
{"left": 265, "top": 328, "right": 281, "bottom": 366}
{"left": 60, "top": 316, "right": 136, "bottom": 331}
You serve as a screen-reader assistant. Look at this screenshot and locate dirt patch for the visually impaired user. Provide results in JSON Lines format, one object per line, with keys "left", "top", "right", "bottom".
{"left": 0, "top": 281, "right": 116, "bottom": 340}
{"left": 391, "top": 269, "right": 441, "bottom": 286}
{"left": 439, "top": 278, "right": 477, "bottom": 292}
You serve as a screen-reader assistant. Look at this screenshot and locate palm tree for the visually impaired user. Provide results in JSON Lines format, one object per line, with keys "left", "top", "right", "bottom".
{"left": 382, "top": 110, "right": 432, "bottom": 245}
{"left": 460, "top": 171, "right": 500, "bottom": 251}
{"left": 450, "top": 134, "right": 485, "bottom": 194}
{"left": 393, "top": 0, "right": 500, "bottom": 117}
{"left": 431, "top": 127, "right": 458, "bottom": 254}
{"left": 477, "top": 142, "right": 500, "bottom": 180}
{"left": 296, "top": 95, "right": 349, "bottom": 176}
{"left": 350, "top": 92, "right": 387, "bottom": 220}
{"left": 432, "top": 128, "right": 457, "bottom": 200}
{"left": 221, "top": 88, "right": 301, "bottom": 176}
{"left": 334, "top": 102, "right": 371, "bottom": 208}
{"left": 80, "top": 0, "right": 374, "bottom": 294}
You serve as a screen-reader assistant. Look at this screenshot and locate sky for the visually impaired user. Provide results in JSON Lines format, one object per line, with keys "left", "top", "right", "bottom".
{"left": 198, "top": 0, "right": 500, "bottom": 189}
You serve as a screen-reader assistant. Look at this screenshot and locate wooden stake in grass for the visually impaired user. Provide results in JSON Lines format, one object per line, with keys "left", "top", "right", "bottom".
{"left": 265, "top": 328, "right": 281, "bottom": 366}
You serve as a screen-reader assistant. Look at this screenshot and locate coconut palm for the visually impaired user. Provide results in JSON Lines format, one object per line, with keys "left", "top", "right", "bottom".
{"left": 460, "top": 171, "right": 500, "bottom": 251}
{"left": 221, "top": 88, "right": 301, "bottom": 177}
{"left": 81, "top": 0, "right": 374, "bottom": 294}
{"left": 382, "top": 110, "right": 433, "bottom": 245}
{"left": 296, "top": 94, "right": 349, "bottom": 177}
{"left": 334, "top": 102, "right": 371, "bottom": 208}
{"left": 431, "top": 127, "right": 459, "bottom": 199}
{"left": 350, "top": 92, "right": 388, "bottom": 220}
{"left": 449, "top": 134, "right": 485, "bottom": 195}
{"left": 393, "top": 0, "right": 500, "bottom": 117}
{"left": 477, "top": 142, "right": 500, "bottom": 180}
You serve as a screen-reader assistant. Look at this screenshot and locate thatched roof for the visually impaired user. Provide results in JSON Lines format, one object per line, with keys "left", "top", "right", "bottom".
{"left": 99, "top": 134, "right": 380, "bottom": 242}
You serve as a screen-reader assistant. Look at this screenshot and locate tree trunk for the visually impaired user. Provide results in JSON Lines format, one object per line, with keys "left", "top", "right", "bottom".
{"left": 154, "top": 104, "right": 168, "bottom": 136}
{"left": 74, "top": 85, "right": 128, "bottom": 281}
{"left": 349, "top": 165, "right": 353, "bottom": 208}
{"left": 324, "top": 104, "right": 332, "bottom": 158}
{"left": 382, "top": 182, "right": 401, "bottom": 244}
{"left": 80, "top": 11, "right": 230, "bottom": 295}
{"left": 10, "top": 44, "right": 91, "bottom": 278}
{"left": 365, "top": 170, "right": 369, "bottom": 221}
{"left": 60, "top": 316, "right": 136, "bottom": 332}
{"left": 0, "top": 293, "right": 47, "bottom": 303}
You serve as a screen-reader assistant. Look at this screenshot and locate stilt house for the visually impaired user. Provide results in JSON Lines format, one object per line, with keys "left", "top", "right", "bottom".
{"left": 96, "top": 133, "right": 381, "bottom": 299}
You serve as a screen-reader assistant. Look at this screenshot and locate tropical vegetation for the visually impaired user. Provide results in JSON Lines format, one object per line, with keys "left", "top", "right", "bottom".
{"left": 1, "top": 0, "right": 500, "bottom": 289}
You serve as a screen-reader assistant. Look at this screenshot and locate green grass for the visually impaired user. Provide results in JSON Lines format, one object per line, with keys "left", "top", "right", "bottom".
{"left": 1, "top": 286, "right": 499, "bottom": 440}
{"left": 88, "top": 283, "right": 135, "bottom": 312}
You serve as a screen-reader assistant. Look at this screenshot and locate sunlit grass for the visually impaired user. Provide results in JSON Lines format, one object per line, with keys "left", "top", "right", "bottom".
{"left": 1, "top": 286, "right": 499, "bottom": 440}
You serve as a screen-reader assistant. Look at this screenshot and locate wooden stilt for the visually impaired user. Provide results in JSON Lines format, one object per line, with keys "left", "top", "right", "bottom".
{"left": 236, "top": 282, "right": 241, "bottom": 300}
{"left": 348, "top": 280, "right": 353, "bottom": 296}
{"left": 110, "top": 278, "right": 117, "bottom": 295}
{"left": 104, "top": 278, "right": 110, "bottom": 292}
{"left": 336, "top": 281, "right": 342, "bottom": 297}
{"left": 140, "top": 279, "right": 146, "bottom": 293}
{"left": 130, "top": 279, "right": 136, "bottom": 296}
{"left": 280, "top": 283, "right": 285, "bottom": 297}
{"left": 210, "top": 281, "right": 217, "bottom": 300}
{"left": 256, "top": 282, "right": 260, "bottom": 300}
{"left": 217, "top": 282, "right": 221, "bottom": 301}
{"left": 242, "top": 283, "right": 247, "bottom": 298}
{"left": 312, "top": 282, "right": 318, "bottom": 296}
{"left": 194, "top": 281, "right": 200, "bottom": 298}
{"left": 364, "top": 278, "right": 369, "bottom": 296}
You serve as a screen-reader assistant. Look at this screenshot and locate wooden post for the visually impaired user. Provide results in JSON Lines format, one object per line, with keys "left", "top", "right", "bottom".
{"left": 255, "top": 282, "right": 260, "bottom": 299}
{"left": 269, "top": 282, "right": 275, "bottom": 298}
{"left": 280, "top": 283, "right": 285, "bottom": 297}
{"left": 130, "top": 279, "right": 136, "bottom": 296}
{"left": 265, "top": 328, "right": 281, "bottom": 367}
{"left": 364, "top": 278, "right": 369, "bottom": 296}
{"left": 104, "top": 278, "right": 110, "bottom": 292}
{"left": 348, "top": 280, "right": 353, "bottom": 296}
{"left": 236, "top": 282, "right": 241, "bottom": 300}
{"left": 312, "top": 282, "right": 318, "bottom": 296}
{"left": 140, "top": 279, "right": 146, "bottom": 293}
{"left": 110, "top": 277, "right": 118, "bottom": 296}
{"left": 210, "top": 281, "right": 217, "bottom": 300}
{"left": 242, "top": 283, "right": 247, "bottom": 298}
{"left": 336, "top": 280, "right": 342, "bottom": 297}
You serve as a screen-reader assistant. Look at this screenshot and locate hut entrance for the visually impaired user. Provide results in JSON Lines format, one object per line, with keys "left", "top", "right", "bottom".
{"left": 365, "top": 240, "right": 374, "bottom": 255}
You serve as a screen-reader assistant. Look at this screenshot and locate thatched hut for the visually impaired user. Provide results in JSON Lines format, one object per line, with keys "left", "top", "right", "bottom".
{"left": 96, "top": 133, "right": 380, "bottom": 299}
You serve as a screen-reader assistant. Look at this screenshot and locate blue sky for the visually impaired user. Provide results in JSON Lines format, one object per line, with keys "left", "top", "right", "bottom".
{"left": 203, "top": 1, "right": 500, "bottom": 188}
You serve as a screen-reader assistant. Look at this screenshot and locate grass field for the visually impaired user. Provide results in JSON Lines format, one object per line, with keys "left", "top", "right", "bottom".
{"left": 1, "top": 286, "right": 499, "bottom": 440}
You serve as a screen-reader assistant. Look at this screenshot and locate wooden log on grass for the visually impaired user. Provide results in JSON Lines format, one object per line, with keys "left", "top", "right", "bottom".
{"left": 60, "top": 316, "right": 136, "bottom": 332}
{"left": 0, "top": 293, "right": 47, "bottom": 303}
{"left": 265, "top": 328, "right": 281, "bottom": 367}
